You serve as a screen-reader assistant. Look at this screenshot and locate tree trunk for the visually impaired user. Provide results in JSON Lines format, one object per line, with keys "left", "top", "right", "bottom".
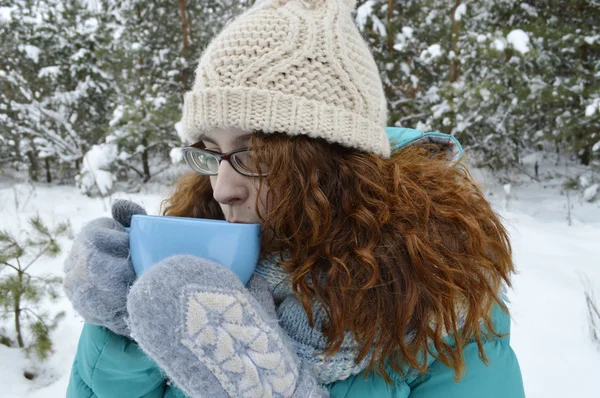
{"left": 14, "top": 272, "right": 24, "bottom": 348}
{"left": 449, "top": 0, "right": 462, "bottom": 83}
{"left": 141, "top": 135, "right": 151, "bottom": 182}
{"left": 179, "top": 0, "right": 191, "bottom": 89}
{"left": 386, "top": 0, "right": 395, "bottom": 53}
{"left": 44, "top": 157, "right": 52, "bottom": 183}
{"left": 580, "top": 145, "right": 591, "bottom": 166}
{"left": 26, "top": 151, "right": 39, "bottom": 182}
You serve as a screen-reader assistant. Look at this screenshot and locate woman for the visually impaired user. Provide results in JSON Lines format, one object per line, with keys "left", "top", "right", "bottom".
{"left": 63, "top": 0, "right": 525, "bottom": 397}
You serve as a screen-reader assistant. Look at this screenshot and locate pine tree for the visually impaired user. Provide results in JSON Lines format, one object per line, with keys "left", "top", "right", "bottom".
{"left": 0, "top": 216, "right": 70, "bottom": 360}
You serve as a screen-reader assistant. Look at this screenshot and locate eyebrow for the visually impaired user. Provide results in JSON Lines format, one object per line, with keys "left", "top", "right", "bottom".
{"left": 202, "top": 133, "right": 253, "bottom": 146}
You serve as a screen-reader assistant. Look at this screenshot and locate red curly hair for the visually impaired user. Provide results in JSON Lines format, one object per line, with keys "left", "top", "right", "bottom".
{"left": 162, "top": 132, "right": 514, "bottom": 382}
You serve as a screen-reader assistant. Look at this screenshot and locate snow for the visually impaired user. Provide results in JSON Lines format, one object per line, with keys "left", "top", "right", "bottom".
{"left": 0, "top": 184, "right": 164, "bottom": 398}
{"left": 70, "top": 48, "right": 88, "bottom": 61}
{"left": 492, "top": 37, "right": 507, "bottom": 51}
{"left": 38, "top": 66, "right": 61, "bottom": 79}
{"left": 520, "top": 3, "right": 538, "bottom": 17}
{"left": 583, "top": 184, "right": 599, "bottom": 202}
{"left": 18, "top": 45, "right": 42, "bottom": 64}
{"left": 355, "top": 0, "right": 374, "bottom": 30}
{"left": 584, "top": 35, "right": 599, "bottom": 45}
{"left": 153, "top": 96, "right": 167, "bottom": 109}
{"left": 420, "top": 44, "right": 443, "bottom": 64}
{"left": 109, "top": 105, "right": 125, "bottom": 127}
{"left": 174, "top": 121, "right": 185, "bottom": 142}
{"left": 0, "top": 6, "right": 15, "bottom": 24}
{"left": 371, "top": 15, "right": 386, "bottom": 37}
{"left": 454, "top": 3, "right": 466, "bottom": 21}
{"left": 77, "top": 143, "right": 118, "bottom": 196}
{"left": 2, "top": 172, "right": 600, "bottom": 397}
{"left": 78, "top": 17, "right": 98, "bottom": 35}
{"left": 585, "top": 98, "right": 600, "bottom": 117}
{"left": 507, "top": 29, "right": 531, "bottom": 54}
{"left": 394, "top": 27, "right": 414, "bottom": 52}
{"left": 593, "top": 140, "right": 600, "bottom": 152}
{"left": 170, "top": 147, "right": 183, "bottom": 164}
{"left": 480, "top": 88, "right": 491, "bottom": 102}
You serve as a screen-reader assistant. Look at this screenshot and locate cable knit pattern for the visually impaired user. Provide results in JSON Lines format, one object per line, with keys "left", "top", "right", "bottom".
{"left": 181, "top": 0, "right": 391, "bottom": 158}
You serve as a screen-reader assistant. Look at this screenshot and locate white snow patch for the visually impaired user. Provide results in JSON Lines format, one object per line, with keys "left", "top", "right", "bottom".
{"left": 77, "top": 144, "right": 118, "bottom": 196}
{"left": 583, "top": 184, "right": 599, "bottom": 202}
{"left": 70, "top": 48, "right": 88, "bottom": 61}
{"left": 153, "top": 96, "right": 167, "bottom": 109}
{"left": 38, "top": 66, "right": 61, "bottom": 79}
{"left": 585, "top": 98, "right": 600, "bottom": 117}
{"left": 507, "top": 29, "right": 531, "bottom": 54}
{"left": 420, "top": 44, "right": 443, "bottom": 64}
{"left": 371, "top": 15, "right": 386, "bottom": 37}
{"left": 0, "top": 6, "right": 15, "bottom": 24}
{"left": 174, "top": 121, "right": 185, "bottom": 142}
{"left": 109, "top": 105, "right": 125, "bottom": 127}
{"left": 492, "top": 37, "right": 507, "bottom": 51}
{"left": 400, "top": 62, "right": 411, "bottom": 76}
{"left": 520, "top": 3, "right": 538, "bottom": 17}
{"left": 355, "top": 0, "right": 374, "bottom": 30}
{"left": 18, "top": 45, "right": 42, "bottom": 63}
{"left": 170, "top": 147, "right": 183, "bottom": 164}
{"left": 480, "top": 88, "right": 491, "bottom": 102}
{"left": 455, "top": 3, "right": 466, "bottom": 21}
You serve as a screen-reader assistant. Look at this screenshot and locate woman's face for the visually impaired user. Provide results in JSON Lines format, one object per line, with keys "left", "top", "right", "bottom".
{"left": 202, "top": 128, "right": 268, "bottom": 224}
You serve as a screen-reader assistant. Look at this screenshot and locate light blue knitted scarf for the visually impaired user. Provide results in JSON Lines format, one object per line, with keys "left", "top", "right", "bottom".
{"left": 254, "top": 253, "right": 371, "bottom": 385}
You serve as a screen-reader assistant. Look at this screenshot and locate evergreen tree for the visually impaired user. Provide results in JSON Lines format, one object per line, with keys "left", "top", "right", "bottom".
{"left": 0, "top": 216, "right": 70, "bottom": 360}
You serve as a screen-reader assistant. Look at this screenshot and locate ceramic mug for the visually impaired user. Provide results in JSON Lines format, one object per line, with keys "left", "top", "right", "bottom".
{"left": 127, "top": 214, "right": 261, "bottom": 285}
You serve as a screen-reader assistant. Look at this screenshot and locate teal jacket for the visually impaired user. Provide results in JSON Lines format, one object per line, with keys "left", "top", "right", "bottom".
{"left": 66, "top": 129, "right": 524, "bottom": 397}
{"left": 67, "top": 301, "right": 524, "bottom": 398}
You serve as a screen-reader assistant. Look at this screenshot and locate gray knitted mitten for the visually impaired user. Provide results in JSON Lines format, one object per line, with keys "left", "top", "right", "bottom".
{"left": 63, "top": 199, "right": 146, "bottom": 336}
{"left": 127, "top": 255, "right": 329, "bottom": 398}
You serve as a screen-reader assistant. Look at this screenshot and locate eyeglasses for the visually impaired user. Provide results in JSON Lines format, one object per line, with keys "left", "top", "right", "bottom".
{"left": 181, "top": 147, "right": 267, "bottom": 177}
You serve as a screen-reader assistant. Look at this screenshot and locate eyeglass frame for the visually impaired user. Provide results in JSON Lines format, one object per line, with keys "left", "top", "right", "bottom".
{"left": 180, "top": 146, "right": 268, "bottom": 177}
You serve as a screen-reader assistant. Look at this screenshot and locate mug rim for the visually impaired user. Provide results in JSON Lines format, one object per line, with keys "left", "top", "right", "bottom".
{"left": 130, "top": 214, "right": 261, "bottom": 229}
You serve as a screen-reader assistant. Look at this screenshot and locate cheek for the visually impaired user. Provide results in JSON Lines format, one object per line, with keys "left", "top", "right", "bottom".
{"left": 254, "top": 182, "right": 271, "bottom": 215}
{"left": 260, "top": 185, "right": 271, "bottom": 214}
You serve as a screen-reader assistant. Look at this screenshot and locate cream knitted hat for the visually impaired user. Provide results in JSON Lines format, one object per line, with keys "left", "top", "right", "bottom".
{"left": 181, "top": 0, "right": 391, "bottom": 158}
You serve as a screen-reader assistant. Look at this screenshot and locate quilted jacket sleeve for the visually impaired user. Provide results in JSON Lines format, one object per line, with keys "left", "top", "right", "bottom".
{"left": 66, "top": 323, "right": 187, "bottom": 398}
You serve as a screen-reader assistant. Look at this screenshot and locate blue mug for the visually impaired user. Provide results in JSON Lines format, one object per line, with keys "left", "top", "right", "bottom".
{"left": 128, "top": 214, "right": 261, "bottom": 285}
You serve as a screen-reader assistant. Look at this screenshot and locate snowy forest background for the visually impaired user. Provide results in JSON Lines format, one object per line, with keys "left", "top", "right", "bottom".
{"left": 1, "top": 0, "right": 600, "bottom": 397}
{"left": 1, "top": 0, "right": 599, "bottom": 191}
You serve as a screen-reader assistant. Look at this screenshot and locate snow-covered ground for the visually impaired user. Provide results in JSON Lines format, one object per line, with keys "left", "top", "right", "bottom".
{"left": 1, "top": 176, "right": 599, "bottom": 397}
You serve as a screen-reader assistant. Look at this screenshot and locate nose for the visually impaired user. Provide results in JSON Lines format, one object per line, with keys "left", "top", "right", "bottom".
{"left": 211, "top": 159, "right": 248, "bottom": 205}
